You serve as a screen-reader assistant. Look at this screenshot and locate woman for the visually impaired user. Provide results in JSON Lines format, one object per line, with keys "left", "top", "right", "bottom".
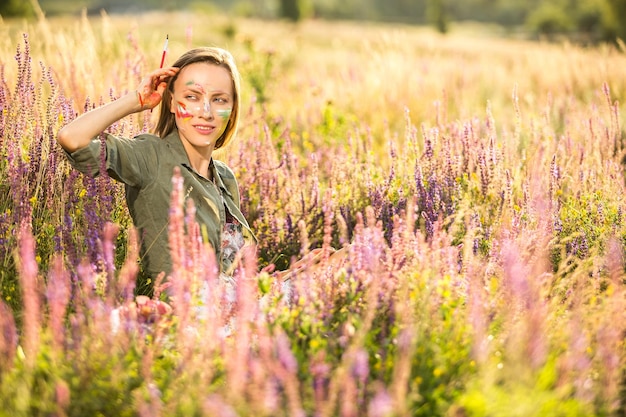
{"left": 57, "top": 47, "right": 255, "bottom": 295}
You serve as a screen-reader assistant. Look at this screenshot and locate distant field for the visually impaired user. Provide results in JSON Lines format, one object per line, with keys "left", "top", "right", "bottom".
{"left": 3, "top": 11, "right": 623, "bottom": 128}
{"left": 2, "top": 11, "right": 624, "bottom": 142}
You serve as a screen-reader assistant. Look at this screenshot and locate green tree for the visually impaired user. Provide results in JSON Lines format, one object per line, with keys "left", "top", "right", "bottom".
{"left": 377, "top": 0, "right": 425, "bottom": 23}
{"left": 0, "top": 0, "right": 34, "bottom": 17}
{"left": 526, "top": 2, "right": 573, "bottom": 37}
{"left": 572, "top": 0, "right": 612, "bottom": 42}
{"left": 427, "top": 0, "right": 448, "bottom": 34}
{"left": 280, "top": 0, "right": 311, "bottom": 22}
{"left": 605, "top": 0, "right": 626, "bottom": 40}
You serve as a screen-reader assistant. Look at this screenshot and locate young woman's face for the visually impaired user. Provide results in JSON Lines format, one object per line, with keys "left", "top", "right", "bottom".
{"left": 170, "top": 62, "right": 234, "bottom": 151}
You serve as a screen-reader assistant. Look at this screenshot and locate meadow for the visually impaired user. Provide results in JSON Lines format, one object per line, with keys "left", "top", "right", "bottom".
{"left": 1, "top": 9, "right": 626, "bottom": 416}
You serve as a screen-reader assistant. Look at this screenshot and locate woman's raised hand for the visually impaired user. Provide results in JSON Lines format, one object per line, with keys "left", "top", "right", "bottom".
{"left": 136, "top": 66, "right": 179, "bottom": 110}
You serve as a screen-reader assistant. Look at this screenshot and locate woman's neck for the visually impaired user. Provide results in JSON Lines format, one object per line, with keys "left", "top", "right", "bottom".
{"left": 183, "top": 143, "right": 214, "bottom": 180}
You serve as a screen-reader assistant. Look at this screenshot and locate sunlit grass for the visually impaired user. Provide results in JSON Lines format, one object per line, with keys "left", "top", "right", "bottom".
{"left": 0, "top": 10, "right": 625, "bottom": 416}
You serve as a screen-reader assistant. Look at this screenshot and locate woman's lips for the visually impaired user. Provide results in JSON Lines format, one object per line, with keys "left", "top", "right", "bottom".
{"left": 194, "top": 124, "right": 215, "bottom": 134}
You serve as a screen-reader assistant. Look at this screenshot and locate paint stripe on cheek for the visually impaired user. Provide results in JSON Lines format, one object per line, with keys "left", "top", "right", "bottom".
{"left": 216, "top": 108, "right": 232, "bottom": 120}
{"left": 176, "top": 101, "right": 193, "bottom": 120}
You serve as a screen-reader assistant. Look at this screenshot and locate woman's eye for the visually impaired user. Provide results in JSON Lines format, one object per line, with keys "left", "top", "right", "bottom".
{"left": 185, "top": 94, "right": 199, "bottom": 101}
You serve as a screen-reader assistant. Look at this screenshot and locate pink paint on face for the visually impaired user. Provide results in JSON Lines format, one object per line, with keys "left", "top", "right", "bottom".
{"left": 186, "top": 80, "right": 206, "bottom": 94}
{"left": 176, "top": 101, "right": 193, "bottom": 120}
{"left": 170, "top": 63, "right": 234, "bottom": 152}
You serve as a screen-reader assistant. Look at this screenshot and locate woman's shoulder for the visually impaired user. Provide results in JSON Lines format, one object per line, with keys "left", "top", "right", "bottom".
{"left": 106, "top": 132, "right": 161, "bottom": 147}
{"left": 130, "top": 132, "right": 162, "bottom": 145}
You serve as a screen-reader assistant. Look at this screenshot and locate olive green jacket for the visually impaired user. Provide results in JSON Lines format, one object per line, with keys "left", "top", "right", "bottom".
{"left": 66, "top": 131, "right": 255, "bottom": 279}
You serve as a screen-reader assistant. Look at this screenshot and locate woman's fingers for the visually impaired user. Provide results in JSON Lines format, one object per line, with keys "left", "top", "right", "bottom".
{"left": 137, "top": 67, "right": 179, "bottom": 109}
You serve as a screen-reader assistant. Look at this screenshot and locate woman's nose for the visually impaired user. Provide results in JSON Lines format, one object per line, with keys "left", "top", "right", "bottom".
{"left": 200, "top": 101, "right": 213, "bottom": 118}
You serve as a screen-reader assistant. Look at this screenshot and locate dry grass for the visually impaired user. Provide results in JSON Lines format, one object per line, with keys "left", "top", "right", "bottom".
{"left": 1, "top": 10, "right": 626, "bottom": 416}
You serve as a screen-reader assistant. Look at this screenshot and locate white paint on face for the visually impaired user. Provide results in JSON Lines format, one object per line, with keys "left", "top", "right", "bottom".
{"left": 169, "top": 62, "right": 235, "bottom": 151}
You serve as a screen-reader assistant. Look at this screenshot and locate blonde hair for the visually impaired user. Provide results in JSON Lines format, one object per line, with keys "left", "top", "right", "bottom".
{"left": 154, "top": 47, "right": 242, "bottom": 150}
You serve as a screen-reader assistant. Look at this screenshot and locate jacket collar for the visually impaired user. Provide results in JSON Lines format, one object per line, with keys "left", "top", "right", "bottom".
{"left": 163, "top": 131, "right": 232, "bottom": 197}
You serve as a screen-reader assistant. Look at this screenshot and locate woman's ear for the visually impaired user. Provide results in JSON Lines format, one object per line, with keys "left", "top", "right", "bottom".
{"left": 169, "top": 92, "right": 176, "bottom": 115}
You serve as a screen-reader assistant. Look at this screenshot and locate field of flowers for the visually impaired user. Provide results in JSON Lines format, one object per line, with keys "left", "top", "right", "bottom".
{"left": 1, "top": 10, "right": 626, "bottom": 416}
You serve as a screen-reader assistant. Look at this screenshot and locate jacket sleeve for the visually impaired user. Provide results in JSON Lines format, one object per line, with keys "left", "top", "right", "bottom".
{"left": 64, "top": 133, "right": 159, "bottom": 189}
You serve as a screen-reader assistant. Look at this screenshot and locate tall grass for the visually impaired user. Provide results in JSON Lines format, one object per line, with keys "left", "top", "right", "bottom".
{"left": 0, "top": 10, "right": 625, "bottom": 416}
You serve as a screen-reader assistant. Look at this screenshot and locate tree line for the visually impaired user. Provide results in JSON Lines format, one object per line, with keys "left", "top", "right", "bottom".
{"left": 2, "top": 0, "right": 625, "bottom": 44}
{"left": 298, "top": 0, "right": 626, "bottom": 43}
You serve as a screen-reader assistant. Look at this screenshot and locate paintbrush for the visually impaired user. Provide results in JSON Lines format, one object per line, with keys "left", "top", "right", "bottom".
{"left": 159, "top": 34, "right": 169, "bottom": 68}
